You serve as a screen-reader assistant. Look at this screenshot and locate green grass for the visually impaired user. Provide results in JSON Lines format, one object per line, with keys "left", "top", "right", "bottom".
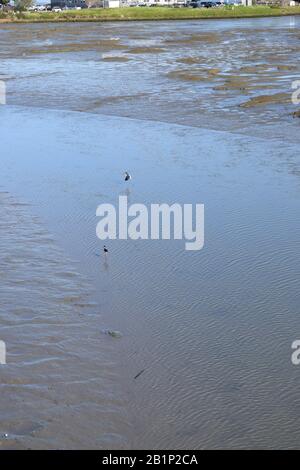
{"left": 1, "top": 6, "right": 300, "bottom": 23}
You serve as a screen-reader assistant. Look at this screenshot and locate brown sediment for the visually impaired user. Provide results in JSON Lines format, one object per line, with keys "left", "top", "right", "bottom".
{"left": 102, "top": 56, "right": 130, "bottom": 62}
{"left": 79, "top": 92, "right": 151, "bottom": 111}
{"left": 207, "top": 68, "right": 221, "bottom": 76}
{"left": 268, "top": 54, "right": 291, "bottom": 61}
{"left": 246, "top": 84, "right": 281, "bottom": 91}
{"left": 214, "top": 76, "right": 251, "bottom": 91}
{"left": 167, "top": 67, "right": 221, "bottom": 82}
{"left": 176, "top": 57, "right": 206, "bottom": 65}
{"left": 239, "top": 92, "right": 290, "bottom": 108}
{"left": 237, "top": 63, "right": 298, "bottom": 74}
{"left": 239, "top": 64, "right": 275, "bottom": 74}
{"left": 167, "top": 71, "right": 207, "bottom": 82}
{"left": 164, "top": 33, "right": 221, "bottom": 45}
{"left": 277, "top": 64, "right": 298, "bottom": 71}
{"left": 127, "top": 47, "right": 166, "bottom": 54}
{"left": 214, "top": 84, "right": 249, "bottom": 91}
{"left": 26, "top": 39, "right": 125, "bottom": 55}
{"left": 176, "top": 57, "right": 205, "bottom": 65}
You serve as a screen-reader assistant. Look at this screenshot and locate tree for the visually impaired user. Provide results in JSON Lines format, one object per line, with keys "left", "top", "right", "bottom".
{"left": 13, "top": 0, "right": 33, "bottom": 10}
{"left": 0, "top": 0, "right": 10, "bottom": 5}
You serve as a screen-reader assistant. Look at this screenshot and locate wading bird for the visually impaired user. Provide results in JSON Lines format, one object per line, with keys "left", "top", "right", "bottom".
{"left": 124, "top": 171, "right": 131, "bottom": 182}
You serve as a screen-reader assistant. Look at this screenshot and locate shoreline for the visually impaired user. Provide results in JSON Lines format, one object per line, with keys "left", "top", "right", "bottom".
{"left": 1, "top": 6, "right": 300, "bottom": 24}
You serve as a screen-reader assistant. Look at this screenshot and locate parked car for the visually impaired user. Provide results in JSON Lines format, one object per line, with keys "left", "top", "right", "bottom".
{"left": 173, "top": 2, "right": 188, "bottom": 7}
{"left": 200, "top": 1, "right": 215, "bottom": 7}
{"left": 52, "top": 7, "right": 62, "bottom": 12}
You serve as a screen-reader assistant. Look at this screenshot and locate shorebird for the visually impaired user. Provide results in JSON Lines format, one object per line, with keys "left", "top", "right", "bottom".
{"left": 103, "top": 245, "right": 108, "bottom": 254}
{"left": 124, "top": 171, "right": 131, "bottom": 182}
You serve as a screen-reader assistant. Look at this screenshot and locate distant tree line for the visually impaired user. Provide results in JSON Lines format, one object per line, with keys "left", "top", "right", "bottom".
{"left": 0, "top": 0, "right": 34, "bottom": 10}
{"left": 14, "top": 0, "right": 34, "bottom": 9}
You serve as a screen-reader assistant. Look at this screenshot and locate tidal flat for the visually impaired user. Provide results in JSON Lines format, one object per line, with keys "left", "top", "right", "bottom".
{"left": 0, "top": 17, "right": 300, "bottom": 449}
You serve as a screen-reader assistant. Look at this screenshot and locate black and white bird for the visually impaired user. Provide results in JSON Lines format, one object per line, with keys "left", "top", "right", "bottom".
{"left": 124, "top": 171, "right": 132, "bottom": 182}
{"left": 103, "top": 245, "right": 108, "bottom": 254}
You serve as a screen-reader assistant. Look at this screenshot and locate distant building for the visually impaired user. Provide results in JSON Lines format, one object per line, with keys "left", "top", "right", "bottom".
{"left": 103, "top": 0, "right": 120, "bottom": 6}
{"left": 149, "top": 0, "right": 188, "bottom": 5}
{"left": 51, "top": 0, "right": 87, "bottom": 8}
{"left": 124, "top": 0, "right": 188, "bottom": 4}
{"left": 51, "top": 0, "right": 121, "bottom": 6}
{"left": 281, "top": 0, "right": 299, "bottom": 4}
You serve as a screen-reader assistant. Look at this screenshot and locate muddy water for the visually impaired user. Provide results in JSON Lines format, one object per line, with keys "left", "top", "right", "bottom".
{"left": 0, "top": 191, "right": 131, "bottom": 449}
{"left": 0, "top": 17, "right": 300, "bottom": 449}
{"left": 1, "top": 16, "right": 300, "bottom": 142}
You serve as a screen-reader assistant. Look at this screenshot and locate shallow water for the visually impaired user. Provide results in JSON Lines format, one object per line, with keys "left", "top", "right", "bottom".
{"left": 1, "top": 17, "right": 300, "bottom": 142}
{"left": 0, "top": 190, "right": 131, "bottom": 449}
{"left": 0, "top": 18, "right": 300, "bottom": 449}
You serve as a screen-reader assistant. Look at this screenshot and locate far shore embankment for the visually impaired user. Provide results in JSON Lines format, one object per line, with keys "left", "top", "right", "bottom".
{"left": 1, "top": 6, "right": 300, "bottom": 24}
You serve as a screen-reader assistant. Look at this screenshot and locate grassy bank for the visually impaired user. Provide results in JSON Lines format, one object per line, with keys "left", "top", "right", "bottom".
{"left": 1, "top": 6, "right": 300, "bottom": 23}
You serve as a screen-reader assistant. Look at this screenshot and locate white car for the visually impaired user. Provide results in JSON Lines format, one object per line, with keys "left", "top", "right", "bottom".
{"left": 52, "top": 7, "right": 62, "bottom": 12}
